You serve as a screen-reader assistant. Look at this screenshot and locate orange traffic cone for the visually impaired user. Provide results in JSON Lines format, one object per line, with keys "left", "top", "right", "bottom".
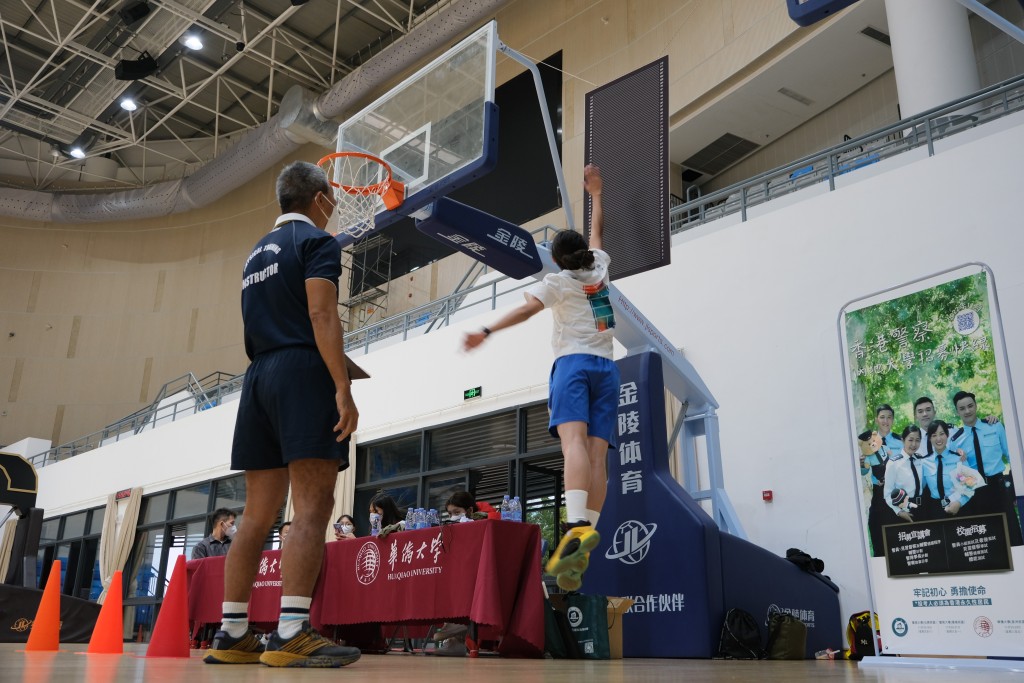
{"left": 87, "top": 571, "right": 124, "bottom": 654}
{"left": 146, "top": 555, "right": 190, "bottom": 658}
{"left": 25, "top": 560, "right": 62, "bottom": 651}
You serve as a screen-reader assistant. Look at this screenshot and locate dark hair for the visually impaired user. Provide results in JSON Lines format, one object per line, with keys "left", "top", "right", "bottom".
{"left": 952, "top": 391, "right": 975, "bottom": 408}
{"left": 445, "top": 491, "right": 476, "bottom": 514}
{"left": 369, "top": 493, "right": 404, "bottom": 527}
{"left": 926, "top": 419, "right": 951, "bottom": 441}
{"left": 913, "top": 396, "right": 934, "bottom": 410}
{"left": 551, "top": 229, "right": 595, "bottom": 270}
{"left": 900, "top": 424, "right": 922, "bottom": 441}
{"left": 336, "top": 514, "right": 355, "bottom": 526}
{"left": 276, "top": 161, "right": 330, "bottom": 213}
{"left": 875, "top": 404, "right": 895, "bottom": 417}
{"left": 211, "top": 508, "right": 234, "bottom": 526}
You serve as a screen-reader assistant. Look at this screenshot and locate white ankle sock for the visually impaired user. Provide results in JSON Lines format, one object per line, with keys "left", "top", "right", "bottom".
{"left": 585, "top": 509, "right": 600, "bottom": 527}
{"left": 220, "top": 601, "right": 249, "bottom": 638}
{"left": 565, "top": 490, "right": 589, "bottom": 524}
{"left": 277, "top": 596, "right": 312, "bottom": 640}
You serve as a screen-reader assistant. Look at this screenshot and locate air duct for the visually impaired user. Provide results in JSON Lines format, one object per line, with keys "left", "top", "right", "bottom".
{"left": 0, "top": 0, "right": 509, "bottom": 224}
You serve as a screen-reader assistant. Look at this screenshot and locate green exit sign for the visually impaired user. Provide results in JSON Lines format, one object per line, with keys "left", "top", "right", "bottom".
{"left": 464, "top": 386, "right": 483, "bottom": 400}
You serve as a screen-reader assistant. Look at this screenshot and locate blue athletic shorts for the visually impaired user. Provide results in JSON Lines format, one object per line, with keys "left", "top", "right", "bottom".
{"left": 548, "top": 353, "right": 620, "bottom": 447}
{"left": 231, "top": 346, "right": 350, "bottom": 471}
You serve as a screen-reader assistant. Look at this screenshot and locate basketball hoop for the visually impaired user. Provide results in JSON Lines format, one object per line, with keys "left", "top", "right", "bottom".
{"left": 317, "top": 152, "right": 405, "bottom": 240}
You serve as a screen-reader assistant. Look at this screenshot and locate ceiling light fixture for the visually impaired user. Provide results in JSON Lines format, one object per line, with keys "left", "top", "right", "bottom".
{"left": 120, "top": 97, "right": 138, "bottom": 111}
{"left": 70, "top": 148, "right": 86, "bottom": 159}
{"left": 183, "top": 34, "right": 203, "bottom": 50}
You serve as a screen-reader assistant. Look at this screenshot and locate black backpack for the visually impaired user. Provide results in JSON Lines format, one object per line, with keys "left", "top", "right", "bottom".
{"left": 716, "top": 608, "right": 764, "bottom": 659}
{"left": 846, "top": 611, "right": 878, "bottom": 660}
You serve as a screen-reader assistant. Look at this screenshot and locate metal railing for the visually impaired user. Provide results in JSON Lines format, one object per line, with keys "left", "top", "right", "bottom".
{"left": 30, "top": 77, "right": 1024, "bottom": 468}
{"left": 671, "top": 73, "right": 1024, "bottom": 231}
{"left": 29, "top": 372, "right": 245, "bottom": 468}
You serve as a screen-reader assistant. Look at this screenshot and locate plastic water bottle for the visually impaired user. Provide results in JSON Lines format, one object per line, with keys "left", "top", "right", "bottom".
{"left": 500, "top": 495, "right": 511, "bottom": 521}
{"left": 427, "top": 509, "right": 439, "bottom": 527}
{"left": 405, "top": 507, "right": 415, "bottom": 531}
{"left": 414, "top": 507, "right": 426, "bottom": 530}
{"left": 370, "top": 513, "right": 382, "bottom": 537}
{"left": 510, "top": 496, "right": 522, "bottom": 522}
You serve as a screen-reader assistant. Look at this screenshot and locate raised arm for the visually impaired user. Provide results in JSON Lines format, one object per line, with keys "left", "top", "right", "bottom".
{"left": 584, "top": 163, "right": 603, "bottom": 251}
{"left": 463, "top": 294, "right": 545, "bottom": 351}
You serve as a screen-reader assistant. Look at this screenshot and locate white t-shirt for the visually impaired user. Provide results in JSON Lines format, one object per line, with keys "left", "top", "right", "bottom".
{"left": 526, "top": 249, "right": 615, "bottom": 360}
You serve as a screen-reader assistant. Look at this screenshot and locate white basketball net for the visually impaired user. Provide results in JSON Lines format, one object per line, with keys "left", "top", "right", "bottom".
{"left": 319, "top": 153, "right": 393, "bottom": 240}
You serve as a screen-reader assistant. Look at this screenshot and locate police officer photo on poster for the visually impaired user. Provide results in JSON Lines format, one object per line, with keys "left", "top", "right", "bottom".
{"left": 839, "top": 263, "right": 1024, "bottom": 658}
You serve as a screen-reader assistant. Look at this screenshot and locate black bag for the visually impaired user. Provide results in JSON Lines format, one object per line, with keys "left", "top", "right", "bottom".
{"left": 544, "top": 598, "right": 582, "bottom": 659}
{"left": 715, "top": 608, "right": 763, "bottom": 659}
{"left": 846, "top": 611, "right": 878, "bottom": 660}
{"left": 785, "top": 547, "right": 825, "bottom": 573}
{"left": 765, "top": 612, "right": 807, "bottom": 660}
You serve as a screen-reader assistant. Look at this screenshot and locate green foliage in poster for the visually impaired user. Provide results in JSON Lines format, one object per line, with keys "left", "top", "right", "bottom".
{"left": 844, "top": 272, "right": 1001, "bottom": 434}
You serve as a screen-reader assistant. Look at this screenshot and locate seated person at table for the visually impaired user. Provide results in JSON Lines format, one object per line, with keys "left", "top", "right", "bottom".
{"left": 192, "top": 508, "right": 236, "bottom": 560}
{"left": 430, "top": 491, "right": 479, "bottom": 657}
{"left": 333, "top": 514, "right": 357, "bottom": 540}
{"left": 370, "top": 493, "right": 405, "bottom": 536}
{"left": 446, "top": 491, "right": 478, "bottom": 523}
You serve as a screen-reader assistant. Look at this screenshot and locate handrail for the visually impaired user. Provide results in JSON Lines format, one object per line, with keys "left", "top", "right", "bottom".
{"left": 670, "top": 73, "right": 1024, "bottom": 230}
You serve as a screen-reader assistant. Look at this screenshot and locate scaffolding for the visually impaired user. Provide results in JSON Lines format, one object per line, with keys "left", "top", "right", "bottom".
{"left": 341, "top": 233, "right": 393, "bottom": 328}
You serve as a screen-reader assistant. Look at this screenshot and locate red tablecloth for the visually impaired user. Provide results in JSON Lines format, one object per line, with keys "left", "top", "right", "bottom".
{"left": 186, "top": 520, "right": 544, "bottom": 657}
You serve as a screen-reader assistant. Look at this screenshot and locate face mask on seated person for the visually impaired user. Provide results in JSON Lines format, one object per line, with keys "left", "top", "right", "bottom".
{"left": 341, "top": 524, "right": 353, "bottom": 534}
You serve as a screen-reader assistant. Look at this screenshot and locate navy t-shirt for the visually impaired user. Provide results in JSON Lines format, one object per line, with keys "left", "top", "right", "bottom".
{"left": 241, "top": 215, "right": 342, "bottom": 360}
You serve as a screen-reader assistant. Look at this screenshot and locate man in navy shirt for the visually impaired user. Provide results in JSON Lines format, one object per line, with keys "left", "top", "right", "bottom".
{"left": 204, "top": 161, "right": 361, "bottom": 668}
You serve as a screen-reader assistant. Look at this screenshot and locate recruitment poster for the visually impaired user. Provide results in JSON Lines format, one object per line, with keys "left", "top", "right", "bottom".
{"left": 840, "top": 265, "right": 1024, "bottom": 657}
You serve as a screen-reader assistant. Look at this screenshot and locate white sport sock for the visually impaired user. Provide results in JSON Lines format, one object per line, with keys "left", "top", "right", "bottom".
{"left": 220, "top": 601, "right": 249, "bottom": 638}
{"left": 277, "top": 596, "right": 313, "bottom": 640}
{"left": 565, "top": 490, "right": 589, "bottom": 524}
{"left": 585, "top": 509, "right": 600, "bottom": 527}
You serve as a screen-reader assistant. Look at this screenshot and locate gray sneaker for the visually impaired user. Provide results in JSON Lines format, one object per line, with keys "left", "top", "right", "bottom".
{"left": 259, "top": 621, "right": 361, "bottom": 668}
{"left": 433, "top": 622, "right": 468, "bottom": 642}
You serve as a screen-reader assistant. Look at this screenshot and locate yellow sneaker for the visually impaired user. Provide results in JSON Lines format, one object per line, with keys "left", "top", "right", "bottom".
{"left": 259, "top": 622, "right": 361, "bottom": 668}
{"left": 202, "top": 629, "right": 264, "bottom": 664}
{"left": 545, "top": 524, "right": 600, "bottom": 578}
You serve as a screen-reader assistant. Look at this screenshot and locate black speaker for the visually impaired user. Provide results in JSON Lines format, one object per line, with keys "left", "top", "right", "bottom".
{"left": 118, "top": 1, "right": 151, "bottom": 26}
{"left": 115, "top": 52, "right": 158, "bottom": 81}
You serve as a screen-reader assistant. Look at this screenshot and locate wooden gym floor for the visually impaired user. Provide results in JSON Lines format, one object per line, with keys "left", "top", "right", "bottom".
{"left": 5, "top": 644, "right": 1024, "bottom": 683}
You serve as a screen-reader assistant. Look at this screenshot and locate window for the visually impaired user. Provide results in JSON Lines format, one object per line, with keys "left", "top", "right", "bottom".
{"left": 215, "top": 476, "right": 246, "bottom": 510}
{"left": 430, "top": 412, "right": 517, "bottom": 469}
{"left": 62, "top": 512, "right": 87, "bottom": 539}
{"left": 142, "top": 493, "right": 170, "bottom": 524}
{"left": 174, "top": 482, "right": 212, "bottom": 518}
{"left": 88, "top": 506, "right": 105, "bottom": 534}
{"left": 40, "top": 518, "right": 60, "bottom": 544}
{"left": 358, "top": 434, "right": 421, "bottom": 483}
{"left": 524, "top": 403, "right": 558, "bottom": 451}
{"left": 128, "top": 529, "right": 164, "bottom": 599}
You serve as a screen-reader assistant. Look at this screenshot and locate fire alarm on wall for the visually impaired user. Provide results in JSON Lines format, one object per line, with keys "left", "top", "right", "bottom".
{"left": 762, "top": 490, "right": 773, "bottom": 502}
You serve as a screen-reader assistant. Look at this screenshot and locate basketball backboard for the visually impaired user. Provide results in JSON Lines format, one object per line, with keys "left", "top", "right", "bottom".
{"left": 333, "top": 21, "right": 498, "bottom": 246}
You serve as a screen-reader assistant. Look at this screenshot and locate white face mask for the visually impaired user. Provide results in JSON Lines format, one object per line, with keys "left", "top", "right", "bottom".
{"left": 369, "top": 512, "right": 381, "bottom": 523}
{"left": 340, "top": 524, "right": 353, "bottom": 534}
{"left": 449, "top": 514, "right": 466, "bottom": 523}
{"left": 225, "top": 523, "right": 237, "bottom": 539}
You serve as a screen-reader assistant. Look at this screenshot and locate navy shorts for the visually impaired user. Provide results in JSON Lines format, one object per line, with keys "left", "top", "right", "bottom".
{"left": 548, "top": 353, "right": 620, "bottom": 447}
{"left": 231, "top": 346, "right": 350, "bottom": 471}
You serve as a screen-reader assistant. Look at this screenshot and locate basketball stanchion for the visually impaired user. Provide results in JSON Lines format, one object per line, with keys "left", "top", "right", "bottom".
{"left": 86, "top": 571, "right": 124, "bottom": 655}
{"left": 24, "top": 560, "right": 62, "bottom": 652}
{"left": 145, "top": 555, "right": 190, "bottom": 658}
